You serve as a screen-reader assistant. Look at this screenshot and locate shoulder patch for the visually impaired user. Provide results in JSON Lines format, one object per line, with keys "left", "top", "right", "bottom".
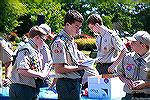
{"left": 52, "top": 39, "right": 65, "bottom": 54}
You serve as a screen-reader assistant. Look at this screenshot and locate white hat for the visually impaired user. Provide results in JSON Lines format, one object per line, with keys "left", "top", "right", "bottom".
{"left": 39, "top": 24, "right": 51, "bottom": 36}
{"left": 126, "top": 31, "right": 150, "bottom": 46}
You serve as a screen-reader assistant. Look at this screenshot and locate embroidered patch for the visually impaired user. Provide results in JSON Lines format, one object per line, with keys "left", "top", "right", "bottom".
{"left": 126, "top": 64, "right": 134, "bottom": 71}
{"left": 104, "top": 78, "right": 109, "bottom": 84}
{"left": 54, "top": 49, "right": 60, "bottom": 53}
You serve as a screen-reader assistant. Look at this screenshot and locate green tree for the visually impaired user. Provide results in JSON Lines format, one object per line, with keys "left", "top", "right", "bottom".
{"left": 0, "top": 0, "right": 26, "bottom": 34}
{"left": 18, "top": 0, "right": 65, "bottom": 35}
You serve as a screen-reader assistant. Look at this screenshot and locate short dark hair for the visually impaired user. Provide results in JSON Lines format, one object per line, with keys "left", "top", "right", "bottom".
{"left": 87, "top": 14, "right": 103, "bottom": 25}
{"left": 64, "top": 10, "right": 84, "bottom": 25}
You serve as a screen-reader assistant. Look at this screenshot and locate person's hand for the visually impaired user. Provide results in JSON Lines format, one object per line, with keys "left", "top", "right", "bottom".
{"left": 40, "top": 71, "right": 49, "bottom": 79}
{"left": 132, "top": 80, "right": 146, "bottom": 90}
{"left": 125, "top": 79, "right": 134, "bottom": 90}
{"left": 108, "top": 65, "right": 116, "bottom": 73}
{"left": 78, "top": 65, "right": 87, "bottom": 69}
{"left": 2, "top": 78, "right": 11, "bottom": 87}
{"left": 77, "top": 60, "right": 84, "bottom": 64}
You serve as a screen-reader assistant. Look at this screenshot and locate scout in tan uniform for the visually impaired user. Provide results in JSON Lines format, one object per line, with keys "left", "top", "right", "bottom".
{"left": 0, "top": 37, "right": 13, "bottom": 86}
{"left": 87, "top": 14, "right": 127, "bottom": 75}
{"left": 9, "top": 26, "right": 51, "bottom": 100}
{"left": 50, "top": 10, "right": 86, "bottom": 100}
{"left": 117, "top": 31, "right": 150, "bottom": 100}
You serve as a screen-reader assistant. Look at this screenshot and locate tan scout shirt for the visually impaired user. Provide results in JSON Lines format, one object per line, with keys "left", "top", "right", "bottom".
{"left": 118, "top": 51, "right": 150, "bottom": 94}
{"left": 51, "top": 30, "right": 81, "bottom": 79}
{"left": 0, "top": 39, "right": 13, "bottom": 64}
{"left": 10, "top": 40, "right": 43, "bottom": 88}
{"left": 40, "top": 43, "right": 52, "bottom": 68}
{"left": 96, "top": 28, "right": 125, "bottom": 63}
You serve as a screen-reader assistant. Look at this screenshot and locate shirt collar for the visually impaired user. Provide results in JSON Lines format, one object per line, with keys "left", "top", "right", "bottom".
{"left": 133, "top": 51, "right": 150, "bottom": 62}
{"left": 99, "top": 26, "right": 111, "bottom": 37}
{"left": 59, "top": 29, "right": 73, "bottom": 43}
{"left": 28, "top": 39, "right": 38, "bottom": 50}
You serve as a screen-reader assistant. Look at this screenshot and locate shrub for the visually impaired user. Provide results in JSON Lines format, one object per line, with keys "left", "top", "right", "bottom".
{"left": 75, "top": 38, "right": 96, "bottom": 51}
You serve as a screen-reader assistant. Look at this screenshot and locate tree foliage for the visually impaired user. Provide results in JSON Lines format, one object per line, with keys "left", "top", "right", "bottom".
{"left": 0, "top": 0, "right": 150, "bottom": 37}
{"left": 18, "top": 0, "right": 65, "bottom": 36}
{"left": 0, "top": 0, "right": 26, "bottom": 34}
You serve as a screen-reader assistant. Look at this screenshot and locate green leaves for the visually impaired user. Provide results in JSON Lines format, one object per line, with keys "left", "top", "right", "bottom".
{"left": 0, "top": 0, "right": 26, "bottom": 34}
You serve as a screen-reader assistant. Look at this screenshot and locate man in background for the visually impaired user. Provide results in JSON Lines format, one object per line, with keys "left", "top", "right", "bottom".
{"left": 87, "top": 14, "right": 127, "bottom": 76}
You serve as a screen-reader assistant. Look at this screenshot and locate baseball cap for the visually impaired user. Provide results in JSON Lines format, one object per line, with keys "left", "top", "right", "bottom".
{"left": 126, "top": 31, "right": 150, "bottom": 46}
{"left": 39, "top": 24, "right": 51, "bottom": 36}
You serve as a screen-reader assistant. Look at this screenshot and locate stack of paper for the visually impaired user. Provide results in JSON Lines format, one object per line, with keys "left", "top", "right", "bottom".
{"left": 79, "top": 59, "right": 95, "bottom": 68}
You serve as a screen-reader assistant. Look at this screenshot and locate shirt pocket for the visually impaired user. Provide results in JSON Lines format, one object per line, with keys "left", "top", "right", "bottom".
{"left": 124, "top": 64, "right": 136, "bottom": 78}
{"left": 101, "top": 39, "right": 112, "bottom": 54}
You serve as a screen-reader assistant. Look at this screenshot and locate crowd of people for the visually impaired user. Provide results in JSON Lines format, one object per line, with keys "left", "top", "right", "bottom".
{"left": 0, "top": 10, "right": 150, "bottom": 100}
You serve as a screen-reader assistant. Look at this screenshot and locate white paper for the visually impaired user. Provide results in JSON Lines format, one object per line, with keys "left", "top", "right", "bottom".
{"left": 79, "top": 59, "right": 95, "bottom": 68}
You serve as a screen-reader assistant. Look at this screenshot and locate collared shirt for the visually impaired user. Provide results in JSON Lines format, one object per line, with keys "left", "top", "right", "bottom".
{"left": 96, "top": 28, "right": 125, "bottom": 63}
{"left": 40, "top": 43, "right": 52, "bottom": 69}
{"left": 118, "top": 51, "right": 150, "bottom": 94}
{"left": 0, "top": 39, "right": 13, "bottom": 64}
{"left": 10, "top": 39, "right": 51, "bottom": 88}
{"left": 51, "top": 30, "right": 81, "bottom": 79}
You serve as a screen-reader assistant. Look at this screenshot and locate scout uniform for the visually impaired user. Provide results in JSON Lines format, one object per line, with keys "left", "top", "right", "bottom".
{"left": 10, "top": 39, "right": 47, "bottom": 100}
{"left": 95, "top": 28, "right": 126, "bottom": 74}
{"left": 40, "top": 43, "right": 52, "bottom": 68}
{"left": 118, "top": 52, "right": 150, "bottom": 99}
{"left": 51, "top": 30, "right": 84, "bottom": 100}
{"left": 0, "top": 37, "right": 13, "bottom": 64}
{"left": 0, "top": 37, "right": 13, "bottom": 88}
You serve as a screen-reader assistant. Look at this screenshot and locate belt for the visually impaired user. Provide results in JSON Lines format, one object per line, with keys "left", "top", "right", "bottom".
{"left": 131, "top": 93, "right": 150, "bottom": 98}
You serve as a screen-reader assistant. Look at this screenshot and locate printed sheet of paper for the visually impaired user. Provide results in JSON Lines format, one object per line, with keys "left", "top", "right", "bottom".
{"left": 79, "top": 58, "right": 95, "bottom": 68}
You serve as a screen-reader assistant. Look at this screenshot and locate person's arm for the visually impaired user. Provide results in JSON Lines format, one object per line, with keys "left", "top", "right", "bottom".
{"left": 108, "top": 48, "right": 126, "bottom": 72}
{"left": 2, "top": 47, "right": 13, "bottom": 86}
{"left": 17, "top": 68, "right": 48, "bottom": 79}
{"left": 53, "top": 63, "right": 85, "bottom": 74}
{"left": 145, "top": 82, "right": 150, "bottom": 87}
{"left": 118, "top": 74, "right": 134, "bottom": 89}
{"left": 3, "top": 61, "right": 13, "bottom": 86}
{"left": 4, "top": 61, "right": 12, "bottom": 78}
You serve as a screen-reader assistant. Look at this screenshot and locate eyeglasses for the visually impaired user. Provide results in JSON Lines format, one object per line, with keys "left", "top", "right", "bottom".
{"left": 39, "top": 35, "right": 46, "bottom": 41}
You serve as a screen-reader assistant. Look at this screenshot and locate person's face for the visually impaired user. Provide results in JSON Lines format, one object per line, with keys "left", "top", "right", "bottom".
{"left": 88, "top": 23, "right": 95, "bottom": 32}
{"left": 88, "top": 23, "right": 101, "bottom": 34}
{"left": 67, "top": 21, "right": 82, "bottom": 37}
{"left": 131, "top": 41, "right": 142, "bottom": 53}
{"left": 34, "top": 35, "right": 45, "bottom": 48}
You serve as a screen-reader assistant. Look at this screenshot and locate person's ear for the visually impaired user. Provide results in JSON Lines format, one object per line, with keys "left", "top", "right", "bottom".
{"left": 66, "top": 22, "right": 70, "bottom": 26}
{"left": 95, "top": 23, "right": 100, "bottom": 28}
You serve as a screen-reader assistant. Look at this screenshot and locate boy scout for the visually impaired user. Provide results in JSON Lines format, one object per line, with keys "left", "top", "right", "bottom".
{"left": 117, "top": 31, "right": 150, "bottom": 100}
{"left": 87, "top": 14, "right": 127, "bottom": 75}
{"left": 9, "top": 26, "right": 51, "bottom": 100}
{"left": 50, "top": 10, "right": 86, "bottom": 100}
{"left": 0, "top": 37, "right": 13, "bottom": 86}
